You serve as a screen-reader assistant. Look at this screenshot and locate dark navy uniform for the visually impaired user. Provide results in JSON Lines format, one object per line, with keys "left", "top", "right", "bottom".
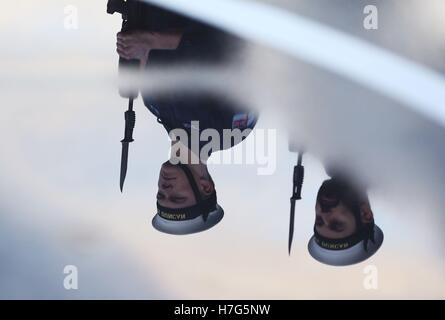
{"left": 141, "top": 14, "right": 257, "bottom": 154}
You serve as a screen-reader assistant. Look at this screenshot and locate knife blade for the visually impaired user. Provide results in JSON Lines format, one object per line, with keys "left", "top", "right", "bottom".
{"left": 120, "top": 141, "right": 130, "bottom": 192}
{"left": 288, "top": 198, "right": 296, "bottom": 255}
{"left": 119, "top": 98, "right": 135, "bottom": 192}
{"left": 288, "top": 152, "right": 304, "bottom": 255}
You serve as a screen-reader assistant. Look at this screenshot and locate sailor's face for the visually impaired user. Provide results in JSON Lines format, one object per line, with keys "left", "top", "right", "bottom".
{"left": 157, "top": 162, "right": 197, "bottom": 208}
{"left": 315, "top": 201, "right": 357, "bottom": 239}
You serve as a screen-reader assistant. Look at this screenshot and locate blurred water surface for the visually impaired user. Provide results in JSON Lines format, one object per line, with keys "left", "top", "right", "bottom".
{"left": 1, "top": 0, "right": 445, "bottom": 299}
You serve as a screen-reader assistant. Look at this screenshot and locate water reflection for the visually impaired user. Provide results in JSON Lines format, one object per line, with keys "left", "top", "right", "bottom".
{"left": 3, "top": 0, "right": 445, "bottom": 298}
{"left": 308, "top": 176, "right": 384, "bottom": 266}
{"left": 287, "top": 148, "right": 384, "bottom": 266}
{"left": 111, "top": 1, "right": 257, "bottom": 234}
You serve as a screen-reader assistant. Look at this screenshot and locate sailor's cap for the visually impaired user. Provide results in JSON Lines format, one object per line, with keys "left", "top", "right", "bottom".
{"left": 308, "top": 224, "right": 384, "bottom": 266}
{"left": 152, "top": 204, "right": 224, "bottom": 235}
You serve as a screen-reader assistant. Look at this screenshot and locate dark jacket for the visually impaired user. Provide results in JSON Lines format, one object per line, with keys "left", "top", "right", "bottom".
{"left": 140, "top": 8, "right": 257, "bottom": 154}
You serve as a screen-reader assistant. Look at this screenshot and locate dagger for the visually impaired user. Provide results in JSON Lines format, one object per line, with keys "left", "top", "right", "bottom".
{"left": 120, "top": 98, "right": 136, "bottom": 192}
{"left": 288, "top": 151, "right": 304, "bottom": 255}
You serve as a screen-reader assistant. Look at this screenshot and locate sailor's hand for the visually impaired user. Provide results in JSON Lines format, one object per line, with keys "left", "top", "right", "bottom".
{"left": 116, "top": 30, "right": 154, "bottom": 67}
{"left": 116, "top": 30, "right": 183, "bottom": 67}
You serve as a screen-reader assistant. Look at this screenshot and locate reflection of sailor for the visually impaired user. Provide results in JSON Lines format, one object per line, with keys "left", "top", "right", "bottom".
{"left": 287, "top": 142, "right": 383, "bottom": 265}
{"left": 308, "top": 178, "right": 384, "bottom": 266}
{"left": 116, "top": 10, "right": 257, "bottom": 235}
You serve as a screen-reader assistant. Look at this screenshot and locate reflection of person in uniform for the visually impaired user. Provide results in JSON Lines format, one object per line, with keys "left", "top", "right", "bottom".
{"left": 116, "top": 8, "right": 257, "bottom": 235}
{"left": 308, "top": 178, "right": 384, "bottom": 266}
